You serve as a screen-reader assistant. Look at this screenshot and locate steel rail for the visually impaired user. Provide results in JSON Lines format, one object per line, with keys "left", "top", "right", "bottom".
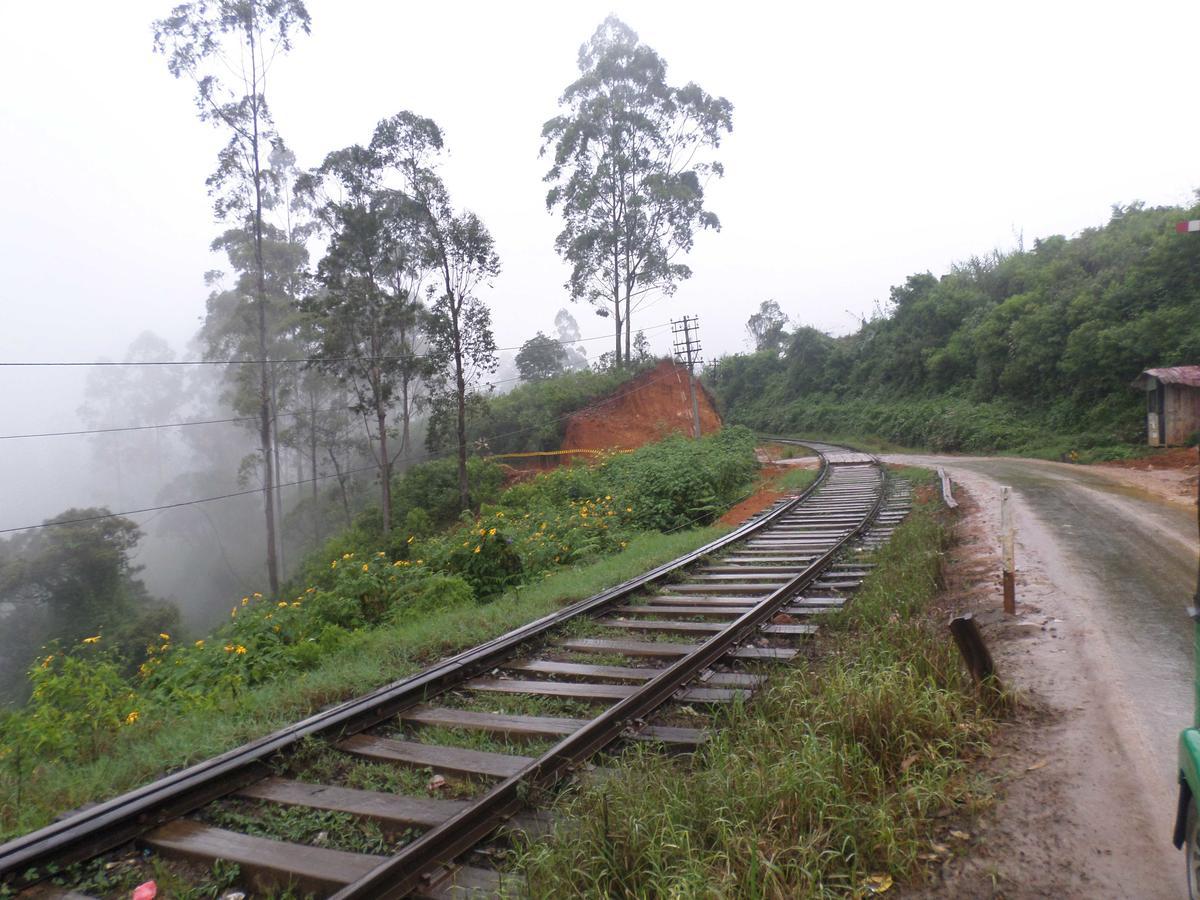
{"left": 1, "top": 449, "right": 835, "bottom": 886}
{"left": 333, "top": 452, "right": 888, "bottom": 899}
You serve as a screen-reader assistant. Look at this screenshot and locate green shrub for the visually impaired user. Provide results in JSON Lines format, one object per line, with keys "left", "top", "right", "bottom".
{"left": 442, "top": 527, "right": 524, "bottom": 600}
{"left": 465, "top": 366, "right": 649, "bottom": 454}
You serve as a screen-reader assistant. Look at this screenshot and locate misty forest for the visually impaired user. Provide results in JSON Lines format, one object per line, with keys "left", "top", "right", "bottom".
{"left": 0, "top": 12, "right": 735, "bottom": 719}
{"left": 3, "top": 3, "right": 1200, "bottom": 896}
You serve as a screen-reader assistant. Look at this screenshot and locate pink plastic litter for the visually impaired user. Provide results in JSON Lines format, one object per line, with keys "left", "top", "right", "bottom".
{"left": 132, "top": 881, "right": 157, "bottom": 900}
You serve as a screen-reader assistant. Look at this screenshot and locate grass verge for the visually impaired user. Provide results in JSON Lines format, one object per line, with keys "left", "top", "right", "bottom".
{"left": 516, "top": 483, "right": 993, "bottom": 897}
{"left": 0, "top": 526, "right": 726, "bottom": 840}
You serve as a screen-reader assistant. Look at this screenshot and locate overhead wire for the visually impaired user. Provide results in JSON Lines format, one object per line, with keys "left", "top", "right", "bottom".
{"left": 0, "top": 365, "right": 686, "bottom": 535}
{"left": 0, "top": 375, "right": 521, "bottom": 441}
{"left": 0, "top": 322, "right": 673, "bottom": 368}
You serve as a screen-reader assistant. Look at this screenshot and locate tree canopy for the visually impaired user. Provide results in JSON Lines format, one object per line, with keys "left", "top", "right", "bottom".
{"left": 516, "top": 332, "right": 568, "bottom": 381}
{"left": 707, "top": 202, "right": 1200, "bottom": 452}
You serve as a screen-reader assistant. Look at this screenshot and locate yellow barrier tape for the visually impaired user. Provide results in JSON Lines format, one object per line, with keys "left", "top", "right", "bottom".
{"left": 486, "top": 448, "right": 634, "bottom": 460}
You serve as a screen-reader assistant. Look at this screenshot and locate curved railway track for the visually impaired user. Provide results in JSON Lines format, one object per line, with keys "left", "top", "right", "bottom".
{"left": 2, "top": 440, "right": 910, "bottom": 899}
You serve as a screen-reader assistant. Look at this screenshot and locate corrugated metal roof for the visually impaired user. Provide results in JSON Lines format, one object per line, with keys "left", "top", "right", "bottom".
{"left": 1131, "top": 366, "right": 1200, "bottom": 389}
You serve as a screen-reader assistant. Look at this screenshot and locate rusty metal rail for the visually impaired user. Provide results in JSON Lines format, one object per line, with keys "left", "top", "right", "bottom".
{"left": 0, "top": 441, "right": 907, "bottom": 898}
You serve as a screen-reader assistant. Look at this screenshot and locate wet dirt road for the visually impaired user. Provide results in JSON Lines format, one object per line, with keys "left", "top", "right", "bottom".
{"left": 890, "top": 454, "right": 1198, "bottom": 897}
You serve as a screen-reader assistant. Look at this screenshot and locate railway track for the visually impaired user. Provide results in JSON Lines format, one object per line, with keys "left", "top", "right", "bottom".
{"left": 2, "top": 441, "right": 910, "bottom": 899}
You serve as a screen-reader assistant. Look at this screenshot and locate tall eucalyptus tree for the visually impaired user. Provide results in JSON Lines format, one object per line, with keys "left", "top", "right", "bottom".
{"left": 153, "top": 0, "right": 311, "bottom": 594}
{"left": 372, "top": 113, "right": 500, "bottom": 511}
{"left": 300, "top": 144, "right": 430, "bottom": 534}
{"left": 542, "top": 16, "right": 733, "bottom": 367}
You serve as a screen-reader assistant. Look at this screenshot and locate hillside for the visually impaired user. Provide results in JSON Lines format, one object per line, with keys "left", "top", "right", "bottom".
{"left": 562, "top": 359, "right": 721, "bottom": 451}
{"left": 706, "top": 202, "right": 1200, "bottom": 457}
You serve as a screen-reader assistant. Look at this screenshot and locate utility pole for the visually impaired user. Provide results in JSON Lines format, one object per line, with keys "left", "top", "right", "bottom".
{"left": 671, "top": 316, "right": 704, "bottom": 439}
{"left": 1176, "top": 220, "right": 1200, "bottom": 609}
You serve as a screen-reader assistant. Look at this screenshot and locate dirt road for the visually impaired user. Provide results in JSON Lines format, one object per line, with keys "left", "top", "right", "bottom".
{"left": 888, "top": 454, "right": 1198, "bottom": 898}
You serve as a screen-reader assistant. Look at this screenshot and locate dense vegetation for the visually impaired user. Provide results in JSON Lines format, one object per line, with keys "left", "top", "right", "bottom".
{"left": 0, "top": 428, "right": 759, "bottom": 838}
{"left": 707, "top": 202, "right": 1200, "bottom": 456}
{"left": 519, "top": 474, "right": 992, "bottom": 895}
{"left": 465, "top": 362, "right": 652, "bottom": 455}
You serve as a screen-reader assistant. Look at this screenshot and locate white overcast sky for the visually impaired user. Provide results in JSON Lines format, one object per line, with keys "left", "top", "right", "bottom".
{"left": 2, "top": 0, "right": 1199, "bottom": 523}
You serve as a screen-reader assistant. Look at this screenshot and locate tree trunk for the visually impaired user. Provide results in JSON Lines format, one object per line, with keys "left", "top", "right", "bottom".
{"left": 377, "top": 401, "right": 391, "bottom": 534}
{"left": 248, "top": 22, "right": 278, "bottom": 596}
{"left": 309, "top": 388, "right": 319, "bottom": 545}
{"left": 624, "top": 289, "right": 632, "bottom": 363}
{"left": 270, "top": 362, "right": 285, "bottom": 577}
{"left": 612, "top": 245, "right": 622, "bottom": 368}
{"left": 454, "top": 332, "right": 469, "bottom": 511}
{"left": 328, "top": 447, "right": 353, "bottom": 528}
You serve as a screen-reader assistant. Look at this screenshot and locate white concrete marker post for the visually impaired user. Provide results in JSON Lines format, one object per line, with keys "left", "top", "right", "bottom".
{"left": 1001, "top": 486, "right": 1016, "bottom": 614}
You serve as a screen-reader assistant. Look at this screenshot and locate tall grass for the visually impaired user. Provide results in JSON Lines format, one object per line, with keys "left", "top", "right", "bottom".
{"left": 0, "top": 526, "right": 726, "bottom": 840}
{"left": 518, "top": 499, "right": 992, "bottom": 897}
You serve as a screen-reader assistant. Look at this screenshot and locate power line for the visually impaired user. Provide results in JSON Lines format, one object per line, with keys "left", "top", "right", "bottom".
{"left": 0, "top": 365, "right": 684, "bottom": 535}
{"left": 0, "top": 411, "right": 310, "bottom": 442}
{"left": 0, "top": 375, "right": 522, "bottom": 441}
{"left": 0, "top": 463, "right": 382, "bottom": 536}
{"left": 0, "top": 322, "right": 672, "bottom": 368}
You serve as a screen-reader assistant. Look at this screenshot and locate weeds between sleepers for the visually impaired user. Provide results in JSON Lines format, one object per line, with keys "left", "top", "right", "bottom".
{"left": 516, "top": 478, "right": 995, "bottom": 898}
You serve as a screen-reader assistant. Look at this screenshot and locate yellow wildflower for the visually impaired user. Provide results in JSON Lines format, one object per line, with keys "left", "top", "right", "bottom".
{"left": 273, "top": 625, "right": 281, "bottom": 632}
{"left": 40, "top": 654, "right": 53, "bottom": 669}
{"left": 479, "top": 528, "right": 486, "bottom": 536}
{"left": 626, "top": 507, "right": 633, "bottom": 512}
{"left": 159, "top": 633, "right": 170, "bottom": 641}
{"left": 342, "top": 552, "right": 353, "bottom": 560}
{"left": 331, "top": 560, "right": 338, "bottom": 569}
{"left": 362, "top": 563, "right": 369, "bottom": 572}
{"left": 416, "top": 559, "right": 424, "bottom": 565}
{"left": 125, "top": 711, "right": 139, "bottom": 725}
{"left": 407, "top": 535, "right": 415, "bottom": 544}
{"left": 235, "top": 645, "right": 247, "bottom": 655}
{"left": 474, "top": 545, "right": 482, "bottom": 554}
{"left": 291, "top": 601, "right": 301, "bottom": 607}
{"left": 252, "top": 592, "right": 262, "bottom": 599}
{"left": 278, "top": 601, "right": 288, "bottom": 608}
{"left": 306, "top": 587, "right": 315, "bottom": 594}
{"left": 195, "top": 640, "right": 205, "bottom": 648}
{"left": 81, "top": 635, "right": 101, "bottom": 645}
{"left": 224, "top": 644, "right": 235, "bottom": 653}
{"left": 605, "top": 495, "right": 612, "bottom": 501}
{"left": 241, "top": 597, "right": 248, "bottom": 606}
{"left": 488, "top": 527, "right": 496, "bottom": 536}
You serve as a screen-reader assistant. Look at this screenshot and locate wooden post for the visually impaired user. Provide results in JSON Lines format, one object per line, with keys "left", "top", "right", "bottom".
{"left": 949, "top": 614, "right": 1003, "bottom": 698}
{"left": 1001, "top": 487, "right": 1016, "bottom": 614}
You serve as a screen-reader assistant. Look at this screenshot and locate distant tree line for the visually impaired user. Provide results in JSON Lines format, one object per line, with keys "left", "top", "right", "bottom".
{"left": 708, "top": 202, "right": 1200, "bottom": 451}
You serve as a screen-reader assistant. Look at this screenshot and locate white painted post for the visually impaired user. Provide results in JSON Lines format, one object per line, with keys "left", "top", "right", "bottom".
{"left": 1001, "top": 487, "right": 1016, "bottom": 614}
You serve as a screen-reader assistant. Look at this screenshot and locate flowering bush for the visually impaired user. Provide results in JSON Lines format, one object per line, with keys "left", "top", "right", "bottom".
{"left": 1, "top": 640, "right": 141, "bottom": 766}
{"left": 1, "top": 429, "right": 759, "bottom": 770}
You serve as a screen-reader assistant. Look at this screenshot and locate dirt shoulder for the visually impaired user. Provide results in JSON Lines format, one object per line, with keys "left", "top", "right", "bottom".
{"left": 1092, "top": 446, "right": 1198, "bottom": 509}
{"left": 909, "top": 471, "right": 1185, "bottom": 898}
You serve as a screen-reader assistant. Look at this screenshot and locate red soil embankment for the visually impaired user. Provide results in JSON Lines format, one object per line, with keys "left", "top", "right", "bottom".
{"left": 562, "top": 360, "right": 722, "bottom": 452}
{"left": 717, "top": 464, "right": 787, "bottom": 526}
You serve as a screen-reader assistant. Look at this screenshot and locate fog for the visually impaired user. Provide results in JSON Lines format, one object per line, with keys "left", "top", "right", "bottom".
{"left": 3, "top": 0, "right": 1200, "bottom": 662}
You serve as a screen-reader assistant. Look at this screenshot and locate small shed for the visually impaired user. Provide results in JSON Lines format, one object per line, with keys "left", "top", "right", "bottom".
{"left": 1131, "top": 366, "right": 1200, "bottom": 446}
